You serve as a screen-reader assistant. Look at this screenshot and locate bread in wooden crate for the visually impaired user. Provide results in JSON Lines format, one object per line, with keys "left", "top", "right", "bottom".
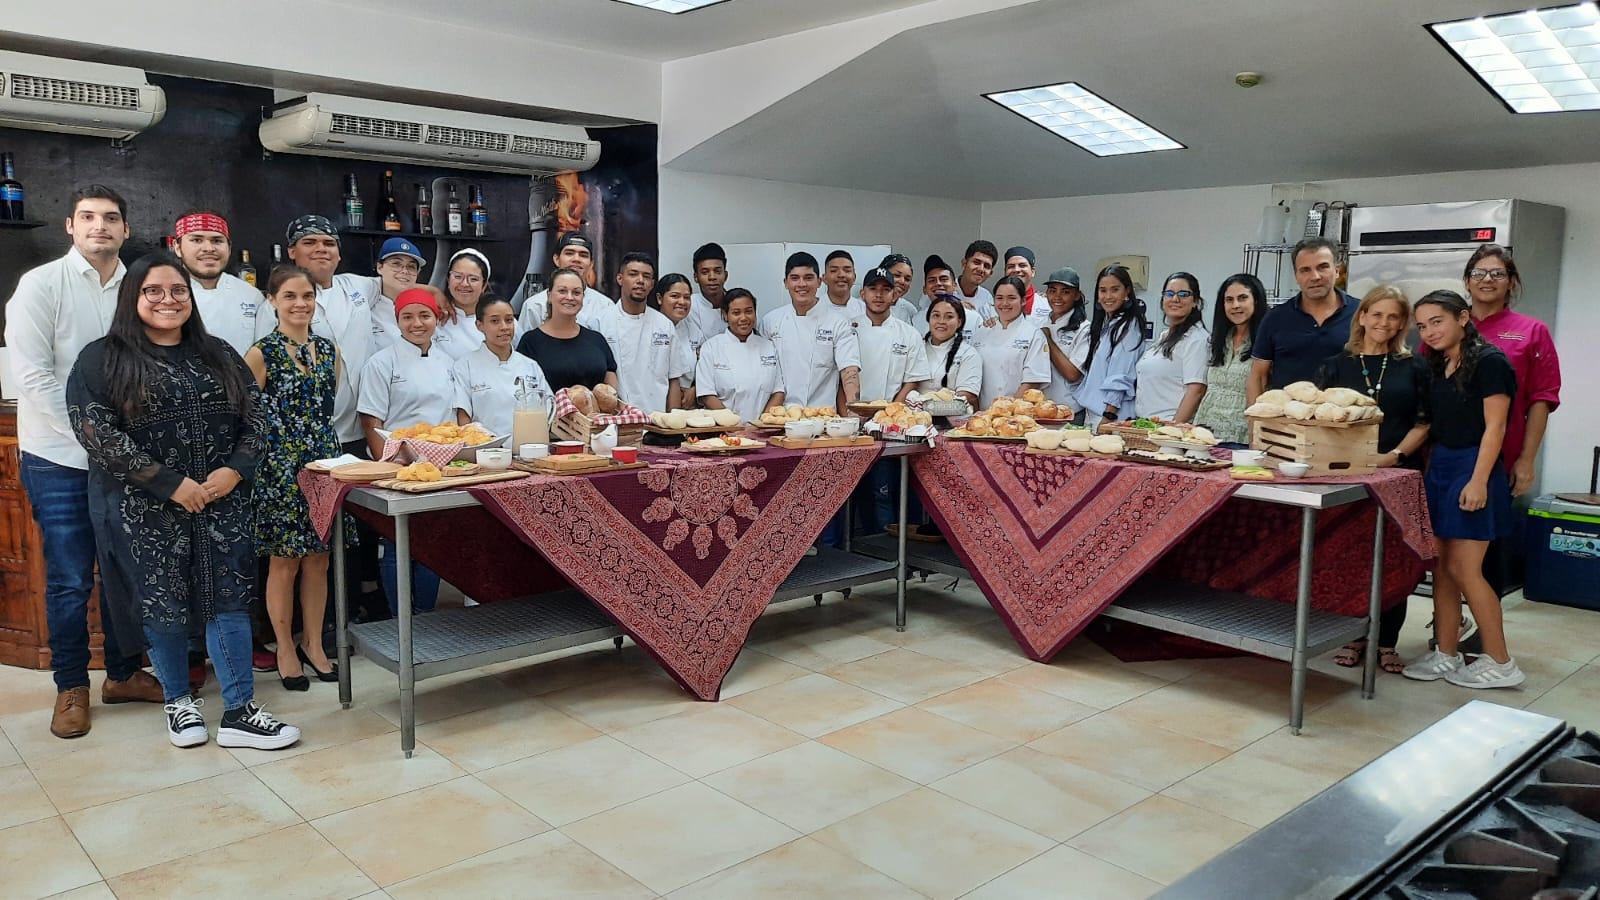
{"left": 1249, "top": 416, "right": 1381, "bottom": 476}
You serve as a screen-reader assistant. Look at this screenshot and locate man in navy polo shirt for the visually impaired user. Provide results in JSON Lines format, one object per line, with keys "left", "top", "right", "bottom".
{"left": 1248, "top": 236, "right": 1358, "bottom": 402}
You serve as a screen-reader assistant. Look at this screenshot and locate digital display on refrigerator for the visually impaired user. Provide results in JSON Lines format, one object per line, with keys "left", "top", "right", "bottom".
{"left": 1357, "top": 226, "right": 1497, "bottom": 246}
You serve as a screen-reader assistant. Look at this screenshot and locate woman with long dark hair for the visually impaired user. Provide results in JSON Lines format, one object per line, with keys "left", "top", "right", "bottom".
{"left": 67, "top": 253, "right": 300, "bottom": 750}
{"left": 1194, "top": 274, "right": 1267, "bottom": 444}
{"left": 919, "top": 294, "right": 983, "bottom": 408}
{"left": 1040, "top": 268, "right": 1088, "bottom": 417}
{"left": 1402, "top": 290, "right": 1522, "bottom": 689}
{"left": 879, "top": 253, "right": 921, "bottom": 325}
{"left": 971, "top": 275, "right": 1050, "bottom": 407}
{"left": 432, "top": 248, "right": 492, "bottom": 360}
{"left": 1134, "top": 272, "right": 1209, "bottom": 421}
{"left": 1059, "top": 265, "right": 1149, "bottom": 424}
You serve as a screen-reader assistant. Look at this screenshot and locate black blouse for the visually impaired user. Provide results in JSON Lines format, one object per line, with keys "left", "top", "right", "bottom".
{"left": 1316, "top": 352, "right": 1431, "bottom": 456}
{"left": 1426, "top": 347, "right": 1517, "bottom": 450}
{"left": 517, "top": 326, "right": 616, "bottom": 391}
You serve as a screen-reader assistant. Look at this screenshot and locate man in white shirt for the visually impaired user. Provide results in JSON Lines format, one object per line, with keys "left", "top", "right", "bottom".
{"left": 368, "top": 237, "right": 426, "bottom": 354}
{"left": 517, "top": 232, "right": 613, "bottom": 332}
{"left": 5, "top": 184, "right": 163, "bottom": 737}
{"left": 687, "top": 242, "right": 729, "bottom": 350}
{"left": 1003, "top": 246, "right": 1053, "bottom": 326}
{"left": 759, "top": 251, "right": 862, "bottom": 411}
{"left": 958, "top": 239, "right": 998, "bottom": 322}
{"left": 173, "top": 211, "right": 262, "bottom": 355}
{"left": 851, "top": 267, "right": 930, "bottom": 403}
{"left": 823, "top": 250, "right": 865, "bottom": 317}
{"left": 593, "top": 253, "right": 692, "bottom": 412}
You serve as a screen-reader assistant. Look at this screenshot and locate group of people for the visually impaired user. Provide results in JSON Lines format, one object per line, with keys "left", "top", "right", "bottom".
{"left": 6, "top": 184, "right": 1563, "bottom": 750}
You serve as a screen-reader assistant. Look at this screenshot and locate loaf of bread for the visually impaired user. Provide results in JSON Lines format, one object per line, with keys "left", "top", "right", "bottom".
{"left": 593, "top": 383, "right": 620, "bottom": 414}
{"left": 567, "top": 385, "right": 596, "bottom": 416}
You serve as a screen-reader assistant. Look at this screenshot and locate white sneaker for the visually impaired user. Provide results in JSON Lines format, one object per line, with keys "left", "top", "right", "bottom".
{"left": 1446, "top": 655, "right": 1526, "bottom": 689}
{"left": 1403, "top": 650, "right": 1465, "bottom": 682}
{"left": 164, "top": 695, "right": 208, "bottom": 748}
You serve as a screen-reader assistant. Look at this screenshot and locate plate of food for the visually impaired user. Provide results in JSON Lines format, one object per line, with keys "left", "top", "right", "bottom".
{"left": 757, "top": 404, "right": 841, "bottom": 428}
{"left": 440, "top": 460, "right": 481, "bottom": 477}
{"left": 377, "top": 422, "right": 504, "bottom": 450}
{"left": 647, "top": 408, "right": 743, "bottom": 433}
{"left": 681, "top": 434, "right": 766, "bottom": 453}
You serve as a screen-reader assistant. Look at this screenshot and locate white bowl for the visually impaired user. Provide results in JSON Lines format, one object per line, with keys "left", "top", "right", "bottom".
{"left": 785, "top": 419, "right": 824, "bottom": 439}
{"left": 824, "top": 418, "right": 858, "bottom": 438}
{"left": 1231, "top": 449, "right": 1267, "bottom": 466}
{"left": 476, "top": 448, "right": 512, "bottom": 470}
{"left": 1277, "top": 461, "right": 1311, "bottom": 478}
{"left": 519, "top": 443, "right": 549, "bottom": 460}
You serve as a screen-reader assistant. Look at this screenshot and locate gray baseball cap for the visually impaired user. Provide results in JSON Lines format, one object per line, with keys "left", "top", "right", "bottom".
{"left": 1044, "top": 266, "right": 1081, "bottom": 288}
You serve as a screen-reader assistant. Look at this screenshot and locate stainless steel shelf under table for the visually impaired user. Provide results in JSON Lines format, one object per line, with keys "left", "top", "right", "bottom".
{"left": 853, "top": 532, "right": 971, "bottom": 581}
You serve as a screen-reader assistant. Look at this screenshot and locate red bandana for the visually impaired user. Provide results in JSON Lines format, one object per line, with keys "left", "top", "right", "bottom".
{"left": 173, "top": 213, "right": 229, "bottom": 239}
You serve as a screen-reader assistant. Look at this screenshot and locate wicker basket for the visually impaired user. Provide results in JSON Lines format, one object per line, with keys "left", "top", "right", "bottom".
{"left": 552, "top": 409, "right": 645, "bottom": 449}
{"left": 1095, "top": 423, "right": 1161, "bottom": 453}
{"left": 922, "top": 399, "right": 972, "bottom": 417}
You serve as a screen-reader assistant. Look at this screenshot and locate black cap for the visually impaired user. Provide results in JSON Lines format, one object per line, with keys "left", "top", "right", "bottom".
{"left": 555, "top": 232, "right": 593, "bottom": 252}
{"left": 924, "top": 254, "right": 952, "bottom": 275}
{"left": 862, "top": 267, "right": 894, "bottom": 289}
{"left": 1003, "top": 246, "right": 1036, "bottom": 266}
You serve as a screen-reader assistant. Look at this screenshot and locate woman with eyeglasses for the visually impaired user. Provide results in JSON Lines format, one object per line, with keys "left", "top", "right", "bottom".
{"left": 1461, "top": 244, "right": 1561, "bottom": 497}
{"left": 66, "top": 253, "right": 300, "bottom": 749}
{"left": 431, "top": 249, "right": 494, "bottom": 360}
{"left": 1194, "top": 274, "right": 1267, "bottom": 445}
{"left": 1133, "top": 273, "right": 1208, "bottom": 421}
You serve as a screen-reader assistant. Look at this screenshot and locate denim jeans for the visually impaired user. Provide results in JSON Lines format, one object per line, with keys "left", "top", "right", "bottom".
{"left": 145, "top": 612, "right": 254, "bottom": 709}
{"left": 379, "top": 539, "right": 440, "bottom": 615}
{"left": 19, "top": 453, "right": 138, "bottom": 690}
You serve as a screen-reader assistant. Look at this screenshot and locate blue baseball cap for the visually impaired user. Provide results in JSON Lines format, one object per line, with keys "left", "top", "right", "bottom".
{"left": 379, "top": 237, "right": 426, "bottom": 264}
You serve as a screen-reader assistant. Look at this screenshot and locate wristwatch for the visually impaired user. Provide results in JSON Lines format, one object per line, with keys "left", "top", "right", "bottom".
{"left": 1393, "top": 450, "right": 1408, "bottom": 466}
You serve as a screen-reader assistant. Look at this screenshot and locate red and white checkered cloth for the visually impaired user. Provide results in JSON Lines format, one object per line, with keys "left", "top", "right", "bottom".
{"left": 378, "top": 437, "right": 466, "bottom": 468}
{"left": 553, "top": 388, "right": 651, "bottom": 425}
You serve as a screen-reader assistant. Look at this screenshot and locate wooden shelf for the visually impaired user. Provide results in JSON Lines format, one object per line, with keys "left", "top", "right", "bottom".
{"left": 0, "top": 220, "right": 46, "bottom": 230}
{"left": 339, "top": 228, "right": 503, "bottom": 243}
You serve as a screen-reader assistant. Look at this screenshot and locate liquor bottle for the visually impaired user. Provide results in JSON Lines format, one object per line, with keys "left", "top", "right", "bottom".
{"left": 272, "top": 243, "right": 284, "bottom": 265}
{"left": 239, "top": 249, "right": 257, "bottom": 287}
{"left": 414, "top": 183, "right": 433, "bottom": 235}
{"left": 380, "top": 169, "right": 402, "bottom": 232}
{"left": 445, "top": 184, "right": 463, "bottom": 235}
{"left": 469, "top": 185, "right": 488, "bottom": 237}
{"left": 342, "top": 173, "right": 364, "bottom": 229}
{"left": 0, "top": 153, "right": 24, "bottom": 221}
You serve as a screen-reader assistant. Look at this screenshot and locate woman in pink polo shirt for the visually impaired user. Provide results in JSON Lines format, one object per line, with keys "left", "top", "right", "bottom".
{"left": 1463, "top": 244, "right": 1561, "bottom": 496}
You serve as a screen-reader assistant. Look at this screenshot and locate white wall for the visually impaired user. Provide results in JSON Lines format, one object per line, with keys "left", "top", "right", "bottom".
{"left": 981, "top": 162, "right": 1600, "bottom": 491}
{"left": 657, "top": 168, "right": 981, "bottom": 284}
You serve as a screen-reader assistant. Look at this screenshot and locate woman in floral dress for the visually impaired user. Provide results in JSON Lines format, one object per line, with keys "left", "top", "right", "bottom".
{"left": 244, "top": 265, "right": 344, "bottom": 691}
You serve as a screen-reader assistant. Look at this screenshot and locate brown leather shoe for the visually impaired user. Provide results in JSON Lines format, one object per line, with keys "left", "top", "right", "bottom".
{"left": 101, "top": 669, "right": 165, "bottom": 704}
{"left": 51, "top": 687, "right": 91, "bottom": 738}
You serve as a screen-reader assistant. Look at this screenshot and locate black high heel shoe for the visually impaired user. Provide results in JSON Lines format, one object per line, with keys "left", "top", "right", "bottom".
{"left": 297, "top": 645, "right": 339, "bottom": 683}
{"left": 278, "top": 665, "right": 309, "bottom": 692}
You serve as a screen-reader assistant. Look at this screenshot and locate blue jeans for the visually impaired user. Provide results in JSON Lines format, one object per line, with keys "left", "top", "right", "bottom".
{"left": 19, "top": 453, "right": 138, "bottom": 690}
{"left": 145, "top": 612, "right": 254, "bottom": 709}
{"left": 380, "top": 539, "right": 440, "bottom": 615}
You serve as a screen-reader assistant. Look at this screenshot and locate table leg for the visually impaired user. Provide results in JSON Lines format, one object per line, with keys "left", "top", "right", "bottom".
{"left": 334, "top": 513, "right": 351, "bottom": 709}
{"left": 1291, "top": 507, "right": 1316, "bottom": 735}
{"left": 896, "top": 456, "right": 909, "bottom": 632}
{"left": 1362, "top": 505, "right": 1386, "bottom": 700}
{"left": 842, "top": 495, "right": 853, "bottom": 553}
{"left": 396, "top": 514, "right": 415, "bottom": 759}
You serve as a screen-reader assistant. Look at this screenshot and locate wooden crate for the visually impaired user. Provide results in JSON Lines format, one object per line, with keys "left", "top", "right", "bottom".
{"left": 1249, "top": 416, "right": 1382, "bottom": 476}
{"left": 552, "top": 410, "right": 645, "bottom": 449}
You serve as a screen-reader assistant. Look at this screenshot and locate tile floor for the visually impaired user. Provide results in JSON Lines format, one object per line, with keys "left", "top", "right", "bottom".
{"left": 1, "top": 578, "right": 1596, "bottom": 899}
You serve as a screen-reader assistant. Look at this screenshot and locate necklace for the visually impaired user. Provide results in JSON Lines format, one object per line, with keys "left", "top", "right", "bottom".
{"left": 1359, "top": 352, "right": 1388, "bottom": 398}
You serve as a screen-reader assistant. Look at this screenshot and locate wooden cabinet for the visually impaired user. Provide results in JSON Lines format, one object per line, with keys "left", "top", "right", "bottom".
{"left": 0, "top": 403, "right": 105, "bottom": 670}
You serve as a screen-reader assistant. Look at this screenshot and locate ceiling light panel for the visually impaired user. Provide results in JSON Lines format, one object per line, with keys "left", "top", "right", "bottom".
{"left": 1430, "top": 2, "right": 1600, "bottom": 113}
{"left": 983, "top": 82, "right": 1184, "bottom": 157}
{"left": 610, "top": 0, "right": 728, "bottom": 13}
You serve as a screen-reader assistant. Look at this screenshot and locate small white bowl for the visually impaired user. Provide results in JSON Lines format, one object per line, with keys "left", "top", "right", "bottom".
{"left": 518, "top": 443, "right": 548, "bottom": 460}
{"left": 476, "top": 448, "right": 512, "bottom": 470}
{"left": 1277, "top": 461, "right": 1311, "bottom": 478}
{"left": 1232, "top": 449, "right": 1267, "bottom": 466}
{"left": 785, "top": 419, "right": 824, "bottom": 439}
{"left": 824, "top": 418, "right": 858, "bottom": 438}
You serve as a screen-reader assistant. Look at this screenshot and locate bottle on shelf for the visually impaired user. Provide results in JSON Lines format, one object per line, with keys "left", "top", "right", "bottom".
{"left": 445, "top": 184, "right": 463, "bottom": 235}
{"left": 380, "top": 169, "right": 402, "bottom": 232}
{"left": 342, "top": 173, "right": 364, "bottom": 229}
{"left": 414, "top": 183, "right": 433, "bottom": 235}
{"left": 239, "top": 249, "right": 257, "bottom": 287}
{"left": 469, "top": 185, "right": 488, "bottom": 237}
{"left": 0, "top": 152, "right": 25, "bottom": 221}
{"left": 272, "top": 243, "right": 284, "bottom": 265}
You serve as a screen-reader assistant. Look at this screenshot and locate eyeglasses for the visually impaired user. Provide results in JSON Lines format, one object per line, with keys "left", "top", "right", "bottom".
{"left": 449, "top": 272, "right": 484, "bottom": 285}
{"left": 1468, "top": 268, "right": 1509, "bottom": 282}
{"left": 140, "top": 285, "right": 192, "bottom": 302}
{"left": 381, "top": 258, "right": 421, "bottom": 272}
{"left": 1161, "top": 290, "right": 1194, "bottom": 299}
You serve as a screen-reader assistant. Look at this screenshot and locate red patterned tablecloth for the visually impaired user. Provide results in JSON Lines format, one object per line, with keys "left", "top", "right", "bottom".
{"left": 913, "top": 443, "right": 1436, "bottom": 661}
{"left": 301, "top": 443, "right": 881, "bottom": 699}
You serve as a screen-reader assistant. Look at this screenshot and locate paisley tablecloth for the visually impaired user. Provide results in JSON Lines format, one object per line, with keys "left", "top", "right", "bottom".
{"left": 301, "top": 443, "right": 881, "bottom": 699}
{"left": 912, "top": 443, "right": 1436, "bottom": 661}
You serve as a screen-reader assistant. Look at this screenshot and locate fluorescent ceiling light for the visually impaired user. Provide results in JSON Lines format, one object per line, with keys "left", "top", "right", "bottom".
{"left": 1429, "top": 2, "right": 1600, "bottom": 113}
{"left": 609, "top": 0, "right": 728, "bottom": 13}
{"left": 983, "top": 82, "right": 1183, "bottom": 157}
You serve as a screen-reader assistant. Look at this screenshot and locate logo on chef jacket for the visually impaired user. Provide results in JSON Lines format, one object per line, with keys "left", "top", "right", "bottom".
{"left": 712, "top": 361, "right": 732, "bottom": 372}
{"left": 651, "top": 331, "right": 673, "bottom": 347}
{"left": 469, "top": 380, "right": 491, "bottom": 394}
{"left": 1496, "top": 331, "right": 1526, "bottom": 342}
{"left": 1011, "top": 338, "right": 1031, "bottom": 350}
{"left": 760, "top": 354, "right": 779, "bottom": 368}
{"left": 814, "top": 327, "right": 835, "bottom": 344}
{"left": 389, "top": 372, "right": 406, "bottom": 384}
{"left": 242, "top": 303, "right": 257, "bottom": 319}
{"left": 891, "top": 342, "right": 911, "bottom": 357}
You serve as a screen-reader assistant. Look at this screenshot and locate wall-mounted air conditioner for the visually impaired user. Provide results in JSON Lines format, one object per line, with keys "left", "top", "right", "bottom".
{"left": 0, "top": 51, "right": 167, "bottom": 140}
{"left": 259, "top": 93, "right": 601, "bottom": 175}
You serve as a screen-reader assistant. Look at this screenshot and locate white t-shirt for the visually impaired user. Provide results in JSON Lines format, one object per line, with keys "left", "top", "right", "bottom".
{"left": 972, "top": 316, "right": 1051, "bottom": 408}
{"left": 592, "top": 303, "right": 693, "bottom": 413}
{"left": 451, "top": 345, "right": 551, "bottom": 438}
{"left": 192, "top": 273, "right": 263, "bottom": 356}
{"left": 957, "top": 285, "right": 997, "bottom": 323}
{"left": 1043, "top": 313, "right": 1086, "bottom": 411}
{"left": 695, "top": 331, "right": 785, "bottom": 422}
{"left": 758, "top": 303, "right": 861, "bottom": 409}
{"left": 431, "top": 311, "right": 485, "bottom": 361}
{"left": 518, "top": 286, "right": 614, "bottom": 332}
{"left": 850, "top": 314, "right": 930, "bottom": 403}
{"left": 1134, "top": 324, "right": 1211, "bottom": 420}
{"left": 687, "top": 293, "right": 727, "bottom": 352}
{"left": 919, "top": 337, "right": 984, "bottom": 401}
{"left": 257, "top": 273, "right": 376, "bottom": 443}
{"left": 824, "top": 295, "right": 866, "bottom": 318}
{"left": 358, "top": 339, "right": 458, "bottom": 432}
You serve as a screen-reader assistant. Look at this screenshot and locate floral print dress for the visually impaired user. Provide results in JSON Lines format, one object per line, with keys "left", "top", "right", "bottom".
{"left": 252, "top": 331, "right": 347, "bottom": 558}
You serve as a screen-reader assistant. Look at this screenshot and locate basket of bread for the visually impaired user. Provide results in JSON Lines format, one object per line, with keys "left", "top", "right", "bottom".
{"left": 378, "top": 421, "right": 502, "bottom": 467}
{"left": 865, "top": 401, "right": 936, "bottom": 441}
{"left": 1246, "top": 382, "right": 1382, "bottom": 476}
{"left": 553, "top": 385, "right": 649, "bottom": 448}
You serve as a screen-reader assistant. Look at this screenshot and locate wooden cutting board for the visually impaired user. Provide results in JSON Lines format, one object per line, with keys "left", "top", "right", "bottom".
{"left": 769, "top": 435, "right": 875, "bottom": 449}
{"left": 644, "top": 422, "right": 745, "bottom": 436}
{"left": 369, "top": 470, "right": 529, "bottom": 492}
{"left": 326, "top": 461, "right": 403, "bottom": 483}
{"left": 515, "top": 456, "right": 649, "bottom": 476}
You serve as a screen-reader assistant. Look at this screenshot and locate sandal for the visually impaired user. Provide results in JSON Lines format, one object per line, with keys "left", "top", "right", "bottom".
{"left": 1334, "top": 641, "right": 1365, "bottom": 668}
{"left": 1378, "top": 647, "right": 1405, "bottom": 674}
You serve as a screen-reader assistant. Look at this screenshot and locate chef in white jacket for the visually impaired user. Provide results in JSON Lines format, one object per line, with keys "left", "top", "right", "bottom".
{"left": 695, "top": 288, "right": 785, "bottom": 421}
{"left": 173, "top": 211, "right": 262, "bottom": 354}
{"left": 851, "top": 267, "right": 930, "bottom": 403}
{"left": 452, "top": 297, "right": 550, "bottom": 437}
{"left": 759, "top": 251, "right": 862, "bottom": 410}
{"left": 591, "top": 252, "right": 693, "bottom": 412}
{"left": 972, "top": 274, "right": 1051, "bottom": 407}
{"left": 358, "top": 288, "right": 458, "bottom": 458}
{"left": 516, "top": 232, "right": 613, "bottom": 331}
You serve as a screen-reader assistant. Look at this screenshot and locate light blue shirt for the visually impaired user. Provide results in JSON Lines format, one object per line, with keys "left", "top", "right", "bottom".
{"left": 1074, "top": 317, "right": 1146, "bottom": 417}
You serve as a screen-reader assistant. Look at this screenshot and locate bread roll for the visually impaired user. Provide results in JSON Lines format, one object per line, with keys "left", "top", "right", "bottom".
{"left": 1021, "top": 388, "right": 1046, "bottom": 403}
{"left": 593, "top": 383, "right": 621, "bottom": 414}
{"left": 1245, "top": 402, "right": 1285, "bottom": 418}
{"left": 567, "top": 385, "right": 596, "bottom": 416}
{"left": 1089, "top": 434, "right": 1124, "bottom": 454}
{"left": 1313, "top": 402, "right": 1350, "bottom": 423}
{"left": 785, "top": 404, "right": 804, "bottom": 420}
{"left": 1189, "top": 426, "right": 1217, "bottom": 445}
{"left": 686, "top": 412, "right": 717, "bottom": 428}
{"left": 1285, "top": 400, "right": 1314, "bottom": 421}
{"left": 712, "top": 409, "right": 741, "bottom": 427}
{"left": 1257, "top": 389, "right": 1292, "bottom": 406}
{"left": 1322, "top": 387, "right": 1364, "bottom": 409}
{"left": 665, "top": 410, "right": 689, "bottom": 429}
{"left": 1065, "top": 437, "right": 1095, "bottom": 452}
{"left": 1284, "top": 381, "right": 1321, "bottom": 404}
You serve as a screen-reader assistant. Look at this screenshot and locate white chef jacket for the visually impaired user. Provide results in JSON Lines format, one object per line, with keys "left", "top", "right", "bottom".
{"left": 1043, "top": 313, "right": 1086, "bottom": 412}
{"left": 891, "top": 297, "right": 919, "bottom": 326}
{"left": 358, "top": 339, "right": 458, "bottom": 432}
{"left": 1134, "top": 324, "right": 1211, "bottom": 420}
{"left": 695, "top": 331, "right": 785, "bottom": 422}
{"left": 431, "top": 311, "right": 485, "bottom": 361}
{"left": 759, "top": 303, "right": 861, "bottom": 409}
{"left": 687, "top": 293, "right": 727, "bottom": 352}
{"left": 4, "top": 247, "right": 121, "bottom": 468}
{"left": 365, "top": 278, "right": 403, "bottom": 355}
{"left": 592, "top": 303, "right": 693, "bottom": 413}
{"left": 824, "top": 296, "right": 865, "bottom": 318}
{"left": 518, "top": 286, "right": 613, "bottom": 332}
{"left": 919, "top": 336, "right": 985, "bottom": 401}
{"left": 193, "top": 273, "right": 263, "bottom": 355}
{"left": 675, "top": 319, "right": 697, "bottom": 391}
{"left": 850, "top": 314, "right": 931, "bottom": 404}
{"left": 958, "top": 285, "right": 997, "bottom": 323}
{"left": 257, "top": 272, "right": 375, "bottom": 443}
{"left": 972, "top": 316, "right": 1051, "bottom": 408}
{"left": 451, "top": 344, "right": 551, "bottom": 438}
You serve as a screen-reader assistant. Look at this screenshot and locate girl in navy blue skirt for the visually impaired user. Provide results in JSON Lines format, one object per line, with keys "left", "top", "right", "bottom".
{"left": 1402, "top": 290, "right": 1522, "bottom": 689}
